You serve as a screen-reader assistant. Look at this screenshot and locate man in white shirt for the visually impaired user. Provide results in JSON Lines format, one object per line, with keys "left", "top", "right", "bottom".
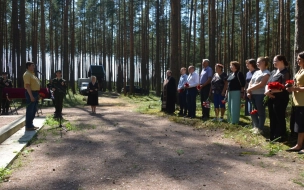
{"left": 185, "top": 65, "right": 199, "bottom": 118}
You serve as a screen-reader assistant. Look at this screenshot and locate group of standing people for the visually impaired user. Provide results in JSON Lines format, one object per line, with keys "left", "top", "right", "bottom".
{"left": 161, "top": 53, "right": 304, "bottom": 151}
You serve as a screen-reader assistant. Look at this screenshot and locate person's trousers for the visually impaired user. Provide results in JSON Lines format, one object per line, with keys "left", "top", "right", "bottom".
{"left": 227, "top": 90, "right": 241, "bottom": 124}
{"left": 54, "top": 93, "right": 64, "bottom": 116}
{"left": 2, "top": 99, "right": 9, "bottom": 114}
{"left": 200, "top": 84, "right": 211, "bottom": 118}
{"left": 25, "top": 91, "right": 39, "bottom": 129}
{"left": 179, "top": 90, "right": 187, "bottom": 115}
{"left": 250, "top": 94, "right": 266, "bottom": 130}
{"left": 245, "top": 96, "right": 253, "bottom": 116}
{"left": 268, "top": 96, "right": 288, "bottom": 141}
{"left": 186, "top": 88, "right": 197, "bottom": 117}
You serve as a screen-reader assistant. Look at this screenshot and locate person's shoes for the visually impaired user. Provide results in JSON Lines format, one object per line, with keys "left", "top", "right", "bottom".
{"left": 286, "top": 148, "right": 302, "bottom": 152}
{"left": 252, "top": 128, "right": 263, "bottom": 135}
{"left": 26, "top": 127, "right": 38, "bottom": 131}
{"left": 211, "top": 118, "right": 218, "bottom": 122}
{"left": 298, "top": 150, "right": 304, "bottom": 154}
{"left": 218, "top": 117, "right": 223, "bottom": 122}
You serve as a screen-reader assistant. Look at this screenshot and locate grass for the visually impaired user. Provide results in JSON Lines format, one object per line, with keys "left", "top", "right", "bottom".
{"left": 0, "top": 168, "right": 11, "bottom": 182}
{"left": 121, "top": 93, "right": 294, "bottom": 157}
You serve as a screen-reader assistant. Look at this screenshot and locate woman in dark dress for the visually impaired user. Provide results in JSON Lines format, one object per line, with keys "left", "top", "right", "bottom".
{"left": 161, "top": 70, "right": 176, "bottom": 113}
{"left": 264, "top": 55, "right": 290, "bottom": 142}
{"left": 87, "top": 76, "right": 99, "bottom": 114}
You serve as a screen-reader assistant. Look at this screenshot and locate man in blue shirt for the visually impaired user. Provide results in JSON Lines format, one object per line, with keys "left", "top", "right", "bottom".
{"left": 185, "top": 65, "right": 199, "bottom": 118}
{"left": 177, "top": 67, "right": 188, "bottom": 116}
{"left": 199, "top": 59, "right": 213, "bottom": 120}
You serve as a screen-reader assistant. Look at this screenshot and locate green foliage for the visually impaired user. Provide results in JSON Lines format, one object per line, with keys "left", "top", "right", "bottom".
{"left": 0, "top": 168, "right": 11, "bottom": 182}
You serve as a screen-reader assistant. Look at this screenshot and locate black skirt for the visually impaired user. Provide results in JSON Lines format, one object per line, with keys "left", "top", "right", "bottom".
{"left": 293, "top": 106, "right": 304, "bottom": 133}
{"left": 87, "top": 92, "right": 99, "bottom": 106}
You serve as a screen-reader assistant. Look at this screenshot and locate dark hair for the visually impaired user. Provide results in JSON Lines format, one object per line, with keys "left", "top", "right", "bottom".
{"left": 298, "top": 51, "right": 304, "bottom": 59}
{"left": 257, "top": 56, "right": 270, "bottom": 67}
{"left": 246, "top": 59, "right": 257, "bottom": 69}
{"left": 215, "top": 63, "right": 224, "bottom": 70}
{"left": 26, "top": 61, "right": 35, "bottom": 69}
{"left": 275, "top": 55, "right": 288, "bottom": 66}
{"left": 230, "top": 61, "right": 240, "bottom": 71}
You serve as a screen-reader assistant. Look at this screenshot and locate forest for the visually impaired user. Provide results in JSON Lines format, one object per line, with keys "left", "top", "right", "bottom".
{"left": 0, "top": 0, "right": 303, "bottom": 95}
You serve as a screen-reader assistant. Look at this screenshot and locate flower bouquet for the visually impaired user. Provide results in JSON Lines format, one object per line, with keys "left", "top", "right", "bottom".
{"left": 184, "top": 83, "right": 189, "bottom": 88}
{"left": 285, "top": 80, "right": 294, "bottom": 87}
{"left": 178, "top": 89, "right": 184, "bottom": 93}
{"left": 202, "top": 98, "right": 210, "bottom": 108}
{"left": 39, "top": 92, "right": 46, "bottom": 100}
{"left": 221, "top": 97, "right": 228, "bottom": 104}
{"left": 268, "top": 82, "right": 285, "bottom": 90}
{"left": 196, "top": 85, "right": 201, "bottom": 91}
{"left": 250, "top": 109, "right": 258, "bottom": 115}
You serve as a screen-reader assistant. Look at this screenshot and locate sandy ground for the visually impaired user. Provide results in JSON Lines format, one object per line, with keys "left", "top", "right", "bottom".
{"left": 1, "top": 94, "right": 304, "bottom": 190}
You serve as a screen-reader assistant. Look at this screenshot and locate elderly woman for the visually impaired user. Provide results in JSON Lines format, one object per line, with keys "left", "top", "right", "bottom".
{"left": 87, "top": 76, "right": 99, "bottom": 114}
{"left": 246, "top": 57, "right": 270, "bottom": 134}
{"left": 264, "top": 55, "right": 290, "bottom": 142}
{"left": 244, "top": 59, "right": 258, "bottom": 116}
{"left": 209, "top": 64, "right": 228, "bottom": 122}
{"left": 225, "top": 61, "right": 246, "bottom": 124}
{"left": 286, "top": 52, "right": 304, "bottom": 152}
{"left": 161, "top": 70, "right": 176, "bottom": 114}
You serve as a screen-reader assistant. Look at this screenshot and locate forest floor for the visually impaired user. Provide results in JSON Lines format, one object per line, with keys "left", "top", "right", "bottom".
{"left": 1, "top": 92, "right": 304, "bottom": 190}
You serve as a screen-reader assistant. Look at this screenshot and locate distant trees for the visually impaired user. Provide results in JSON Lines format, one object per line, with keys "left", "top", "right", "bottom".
{"left": 0, "top": 0, "right": 300, "bottom": 93}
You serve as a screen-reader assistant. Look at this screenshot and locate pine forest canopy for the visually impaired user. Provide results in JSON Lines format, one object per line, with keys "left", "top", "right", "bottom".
{"left": 0, "top": 0, "right": 301, "bottom": 95}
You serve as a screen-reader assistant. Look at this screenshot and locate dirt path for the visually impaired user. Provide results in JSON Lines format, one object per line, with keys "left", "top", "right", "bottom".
{"left": 1, "top": 95, "right": 304, "bottom": 190}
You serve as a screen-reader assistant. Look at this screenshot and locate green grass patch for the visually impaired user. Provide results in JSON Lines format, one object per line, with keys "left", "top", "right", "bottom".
{"left": 0, "top": 167, "right": 11, "bottom": 182}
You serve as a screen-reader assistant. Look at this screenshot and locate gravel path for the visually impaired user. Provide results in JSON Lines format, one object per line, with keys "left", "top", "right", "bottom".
{"left": 1, "top": 96, "right": 304, "bottom": 190}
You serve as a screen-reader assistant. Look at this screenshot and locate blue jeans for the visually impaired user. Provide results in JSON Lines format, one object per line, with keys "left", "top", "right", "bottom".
{"left": 186, "top": 88, "right": 197, "bottom": 117}
{"left": 250, "top": 94, "right": 266, "bottom": 130}
{"left": 25, "top": 91, "right": 39, "bottom": 129}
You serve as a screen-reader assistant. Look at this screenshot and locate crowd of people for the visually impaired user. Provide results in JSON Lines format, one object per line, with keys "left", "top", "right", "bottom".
{"left": 162, "top": 52, "right": 304, "bottom": 153}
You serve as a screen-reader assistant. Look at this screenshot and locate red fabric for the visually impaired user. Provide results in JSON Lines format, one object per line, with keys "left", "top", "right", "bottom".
{"left": 2, "top": 88, "right": 49, "bottom": 99}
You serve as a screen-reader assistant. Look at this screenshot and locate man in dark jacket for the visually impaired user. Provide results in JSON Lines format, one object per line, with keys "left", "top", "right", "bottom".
{"left": 51, "top": 70, "right": 67, "bottom": 119}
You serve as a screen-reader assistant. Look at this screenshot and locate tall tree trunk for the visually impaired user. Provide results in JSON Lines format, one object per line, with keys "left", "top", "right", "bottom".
{"left": 40, "top": 0, "right": 46, "bottom": 88}
{"left": 279, "top": 0, "right": 285, "bottom": 55}
{"left": 285, "top": 0, "right": 291, "bottom": 63}
{"left": 255, "top": 0, "right": 259, "bottom": 57}
{"left": 294, "top": 0, "right": 304, "bottom": 76}
{"left": 129, "top": 0, "right": 134, "bottom": 95}
{"left": 170, "top": 0, "right": 180, "bottom": 86}
{"left": 200, "top": 0, "right": 206, "bottom": 63}
{"left": 155, "top": 0, "right": 161, "bottom": 96}
{"left": 63, "top": 0, "right": 69, "bottom": 88}
{"left": 208, "top": 0, "right": 216, "bottom": 65}
{"left": 20, "top": 0, "right": 26, "bottom": 87}
{"left": 11, "top": 0, "right": 18, "bottom": 87}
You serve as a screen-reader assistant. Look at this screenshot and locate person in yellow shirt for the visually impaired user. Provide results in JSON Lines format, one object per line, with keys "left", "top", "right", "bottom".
{"left": 23, "top": 61, "right": 40, "bottom": 131}
{"left": 286, "top": 51, "right": 304, "bottom": 153}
